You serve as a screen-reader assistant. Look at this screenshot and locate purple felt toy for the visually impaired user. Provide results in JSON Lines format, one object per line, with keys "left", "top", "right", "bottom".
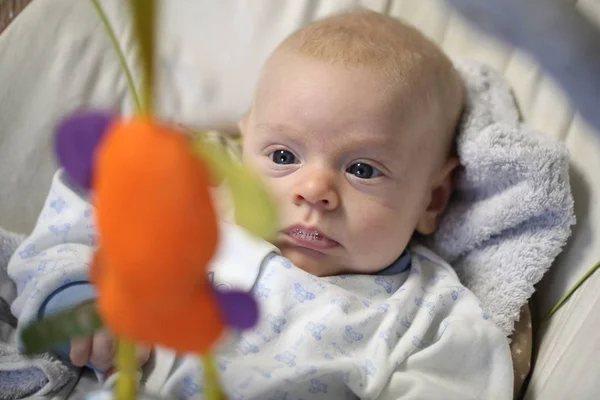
{"left": 55, "top": 111, "right": 115, "bottom": 190}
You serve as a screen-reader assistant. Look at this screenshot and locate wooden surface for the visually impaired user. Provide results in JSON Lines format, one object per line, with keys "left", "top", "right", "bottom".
{"left": 0, "top": 0, "right": 34, "bottom": 35}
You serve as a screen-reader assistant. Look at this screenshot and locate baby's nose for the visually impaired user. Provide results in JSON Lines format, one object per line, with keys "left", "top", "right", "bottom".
{"left": 292, "top": 172, "right": 340, "bottom": 210}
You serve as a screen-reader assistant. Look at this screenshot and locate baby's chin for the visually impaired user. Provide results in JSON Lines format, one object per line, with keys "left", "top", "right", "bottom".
{"left": 278, "top": 244, "right": 344, "bottom": 277}
{"left": 277, "top": 243, "right": 367, "bottom": 277}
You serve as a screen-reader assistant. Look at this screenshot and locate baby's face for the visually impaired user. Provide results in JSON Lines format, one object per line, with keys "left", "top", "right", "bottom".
{"left": 241, "top": 53, "right": 451, "bottom": 276}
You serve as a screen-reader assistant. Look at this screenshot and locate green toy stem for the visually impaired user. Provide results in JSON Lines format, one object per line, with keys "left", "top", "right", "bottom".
{"left": 130, "top": 0, "right": 156, "bottom": 114}
{"left": 543, "top": 261, "right": 600, "bottom": 321}
{"left": 90, "top": 0, "right": 143, "bottom": 113}
{"left": 21, "top": 301, "right": 103, "bottom": 355}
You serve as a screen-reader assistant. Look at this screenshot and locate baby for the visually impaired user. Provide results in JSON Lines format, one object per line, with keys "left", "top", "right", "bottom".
{"left": 9, "top": 9, "right": 513, "bottom": 399}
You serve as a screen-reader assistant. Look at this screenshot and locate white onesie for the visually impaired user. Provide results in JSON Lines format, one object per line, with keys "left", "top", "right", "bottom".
{"left": 8, "top": 170, "right": 514, "bottom": 399}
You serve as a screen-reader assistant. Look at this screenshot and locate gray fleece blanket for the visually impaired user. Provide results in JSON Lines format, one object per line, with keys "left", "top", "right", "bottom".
{"left": 0, "top": 227, "right": 75, "bottom": 399}
{"left": 426, "top": 59, "right": 575, "bottom": 336}
{"left": 0, "top": 60, "right": 575, "bottom": 397}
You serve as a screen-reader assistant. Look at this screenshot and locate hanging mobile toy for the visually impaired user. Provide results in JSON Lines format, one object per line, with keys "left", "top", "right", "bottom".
{"left": 20, "top": 1, "right": 277, "bottom": 399}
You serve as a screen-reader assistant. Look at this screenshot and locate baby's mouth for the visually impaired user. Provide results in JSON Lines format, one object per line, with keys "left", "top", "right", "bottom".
{"left": 283, "top": 225, "right": 339, "bottom": 251}
{"left": 291, "top": 228, "right": 321, "bottom": 241}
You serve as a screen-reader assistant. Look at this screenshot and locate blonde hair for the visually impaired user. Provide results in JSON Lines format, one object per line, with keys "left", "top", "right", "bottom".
{"left": 276, "top": 9, "right": 465, "bottom": 155}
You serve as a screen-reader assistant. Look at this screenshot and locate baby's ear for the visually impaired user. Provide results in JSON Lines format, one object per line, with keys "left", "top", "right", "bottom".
{"left": 415, "top": 157, "right": 460, "bottom": 235}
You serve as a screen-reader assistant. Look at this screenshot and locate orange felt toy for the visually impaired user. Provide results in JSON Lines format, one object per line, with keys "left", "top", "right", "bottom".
{"left": 92, "top": 116, "right": 224, "bottom": 353}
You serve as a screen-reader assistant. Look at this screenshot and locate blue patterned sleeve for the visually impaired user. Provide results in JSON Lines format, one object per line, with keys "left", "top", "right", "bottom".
{"left": 7, "top": 169, "right": 97, "bottom": 347}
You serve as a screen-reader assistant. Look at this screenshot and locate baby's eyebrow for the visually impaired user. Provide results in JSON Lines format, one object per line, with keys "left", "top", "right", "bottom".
{"left": 254, "top": 123, "right": 311, "bottom": 149}
{"left": 255, "top": 122, "right": 401, "bottom": 163}
{"left": 256, "top": 123, "right": 394, "bottom": 147}
{"left": 255, "top": 123, "right": 303, "bottom": 137}
{"left": 338, "top": 136, "right": 398, "bottom": 156}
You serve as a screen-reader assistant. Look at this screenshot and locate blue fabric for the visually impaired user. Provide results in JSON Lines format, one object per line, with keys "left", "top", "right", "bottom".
{"left": 376, "top": 249, "right": 411, "bottom": 275}
{"left": 39, "top": 282, "right": 97, "bottom": 319}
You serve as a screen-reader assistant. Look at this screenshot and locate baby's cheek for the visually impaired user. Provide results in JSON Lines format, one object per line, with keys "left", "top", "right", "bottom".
{"left": 348, "top": 206, "right": 412, "bottom": 265}
{"left": 351, "top": 200, "right": 405, "bottom": 233}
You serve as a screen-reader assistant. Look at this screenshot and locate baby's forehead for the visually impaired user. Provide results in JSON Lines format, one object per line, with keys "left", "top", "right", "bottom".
{"left": 256, "top": 55, "right": 446, "bottom": 136}
{"left": 261, "top": 49, "right": 432, "bottom": 106}
{"left": 255, "top": 11, "right": 464, "bottom": 158}
{"left": 264, "top": 20, "right": 461, "bottom": 116}
{"left": 277, "top": 10, "right": 450, "bottom": 82}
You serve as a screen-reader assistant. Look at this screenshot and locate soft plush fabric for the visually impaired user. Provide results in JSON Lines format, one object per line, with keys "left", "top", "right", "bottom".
{"left": 426, "top": 59, "right": 575, "bottom": 336}
{"left": 0, "top": 342, "right": 75, "bottom": 399}
{"left": 0, "top": 227, "right": 76, "bottom": 399}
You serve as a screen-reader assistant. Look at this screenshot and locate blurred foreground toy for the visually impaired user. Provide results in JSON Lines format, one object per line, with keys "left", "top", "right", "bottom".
{"left": 21, "top": 1, "right": 277, "bottom": 399}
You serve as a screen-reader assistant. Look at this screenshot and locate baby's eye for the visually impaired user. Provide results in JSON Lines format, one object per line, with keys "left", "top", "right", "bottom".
{"left": 271, "top": 150, "right": 297, "bottom": 165}
{"left": 346, "top": 162, "right": 382, "bottom": 179}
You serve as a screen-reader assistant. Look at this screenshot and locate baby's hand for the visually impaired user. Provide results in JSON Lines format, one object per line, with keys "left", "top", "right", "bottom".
{"left": 70, "top": 330, "right": 151, "bottom": 371}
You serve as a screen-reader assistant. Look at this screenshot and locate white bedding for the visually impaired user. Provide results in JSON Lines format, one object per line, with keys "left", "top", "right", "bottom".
{"left": 0, "top": 1, "right": 598, "bottom": 399}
